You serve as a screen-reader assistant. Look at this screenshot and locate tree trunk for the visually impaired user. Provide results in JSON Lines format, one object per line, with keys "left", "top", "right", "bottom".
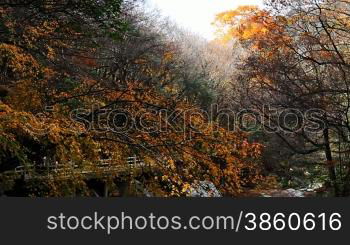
{"left": 341, "top": 168, "right": 350, "bottom": 196}
{"left": 323, "top": 128, "right": 340, "bottom": 196}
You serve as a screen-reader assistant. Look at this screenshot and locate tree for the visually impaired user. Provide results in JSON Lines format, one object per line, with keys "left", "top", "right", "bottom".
{"left": 0, "top": 1, "right": 265, "bottom": 197}
{"left": 214, "top": 1, "right": 350, "bottom": 196}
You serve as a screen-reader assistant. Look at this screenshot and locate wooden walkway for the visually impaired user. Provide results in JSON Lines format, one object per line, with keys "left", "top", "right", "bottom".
{"left": 1, "top": 156, "right": 155, "bottom": 180}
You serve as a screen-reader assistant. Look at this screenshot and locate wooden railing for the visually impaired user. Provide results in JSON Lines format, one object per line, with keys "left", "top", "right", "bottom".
{"left": 1, "top": 156, "right": 152, "bottom": 180}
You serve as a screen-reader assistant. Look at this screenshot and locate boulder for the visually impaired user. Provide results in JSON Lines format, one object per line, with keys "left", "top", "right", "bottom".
{"left": 188, "top": 181, "right": 222, "bottom": 197}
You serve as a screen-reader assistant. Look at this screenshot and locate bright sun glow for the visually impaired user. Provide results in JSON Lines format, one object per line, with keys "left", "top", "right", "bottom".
{"left": 145, "top": 0, "right": 263, "bottom": 40}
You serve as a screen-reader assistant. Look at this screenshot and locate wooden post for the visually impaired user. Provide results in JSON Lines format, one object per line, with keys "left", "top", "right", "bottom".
{"left": 103, "top": 182, "right": 109, "bottom": 197}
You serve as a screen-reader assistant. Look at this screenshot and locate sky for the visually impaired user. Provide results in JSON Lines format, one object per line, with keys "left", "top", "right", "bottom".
{"left": 145, "top": 0, "right": 263, "bottom": 40}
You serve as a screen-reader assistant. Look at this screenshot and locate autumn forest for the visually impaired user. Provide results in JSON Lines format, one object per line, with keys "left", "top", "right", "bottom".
{"left": 0, "top": 0, "right": 350, "bottom": 197}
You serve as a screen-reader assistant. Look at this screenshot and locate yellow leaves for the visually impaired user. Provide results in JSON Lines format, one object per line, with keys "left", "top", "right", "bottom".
{"left": 0, "top": 43, "right": 40, "bottom": 76}
{"left": 167, "top": 159, "right": 176, "bottom": 170}
{"left": 10, "top": 80, "right": 42, "bottom": 111}
{"left": 42, "top": 67, "right": 56, "bottom": 80}
{"left": 0, "top": 43, "right": 48, "bottom": 109}
{"left": 213, "top": 4, "right": 288, "bottom": 56}
{"left": 215, "top": 5, "right": 260, "bottom": 24}
{"left": 47, "top": 124, "right": 64, "bottom": 143}
{"left": 0, "top": 3, "right": 270, "bottom": 197}
{"left": 46, "top": 45, "right": 56, "bottom": 60}
{"left": 214, "top": 5, "right": 264, "bottom": 41}
{"left": 21, "top": 20, "right": 60, "bottom": 48}
{"left": 42, "top": 20, "right": 59, "bottom": 33}
{"left": 0, "top": 102, "right": 11, "bottom": 114}
{"left": 144, "top": 156, "right": 157, "bottom": 166}
{"left": 181, "top": 183, "right": 191, "bottom": 194}
{"left": 163, "top": 51, "right": 175, "bottom": 62}
{"left": 161, "top": 175, "right": 169, "bottom": 181}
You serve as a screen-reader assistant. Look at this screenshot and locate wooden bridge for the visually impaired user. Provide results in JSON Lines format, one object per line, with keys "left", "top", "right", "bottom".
{"left": 1, "top": 156, "right": 156, "bottom": 181}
